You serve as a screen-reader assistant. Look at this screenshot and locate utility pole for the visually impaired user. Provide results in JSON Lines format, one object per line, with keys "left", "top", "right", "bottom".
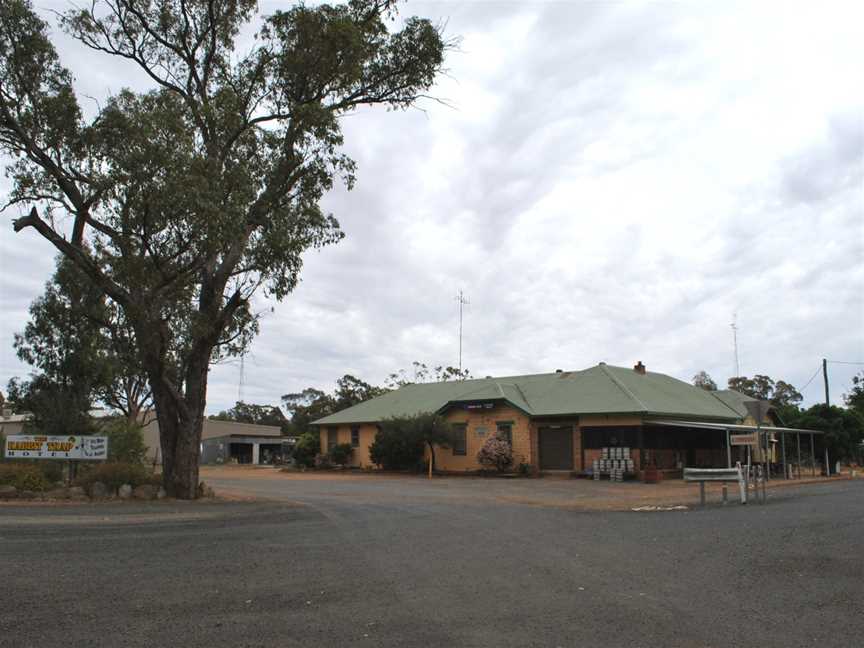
{"left": 455, "top": 290, "right": 469, "bottom": 372}
{"left": 731, "top": 312, "right": 740, "bottom": 377}
{"left": 822, "top": 358, "right": 829, "bottom": 406}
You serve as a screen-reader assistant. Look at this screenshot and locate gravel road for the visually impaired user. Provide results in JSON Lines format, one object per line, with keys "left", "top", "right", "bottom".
{"left": 1, "top": 475, "right": 861, "bottom": 647}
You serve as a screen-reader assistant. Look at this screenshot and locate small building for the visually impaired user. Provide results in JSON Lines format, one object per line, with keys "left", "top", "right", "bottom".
{"left": 141, "top": 417, "right": 289, "bottom": 466}
{"left": 312, "top": 362, "right": 819, "bottom": 476}
{"left": 0, "top": 409, "right": 31, "bottom": 437}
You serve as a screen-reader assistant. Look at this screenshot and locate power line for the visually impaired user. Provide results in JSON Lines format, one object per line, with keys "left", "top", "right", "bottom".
{"left": 825, "top": 360, "right": 864, "bottom": 365}
{"left": 799, "top": 365, "right": 822, "bottom": 391}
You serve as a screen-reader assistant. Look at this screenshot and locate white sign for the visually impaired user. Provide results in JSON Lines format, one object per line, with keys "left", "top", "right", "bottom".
{"left": 3, "top": 435, "right": 108, "bottom": 460}
{"left": 730, "top": 433, "right": 758, "bottom": 446}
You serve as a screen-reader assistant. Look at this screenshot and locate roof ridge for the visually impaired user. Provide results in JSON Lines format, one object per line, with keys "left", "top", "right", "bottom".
{"left": 707, "top": 390, "right": 750, "bottom": 418}
{"left": 599, "top": 364, "right": 648, "bottom": 412}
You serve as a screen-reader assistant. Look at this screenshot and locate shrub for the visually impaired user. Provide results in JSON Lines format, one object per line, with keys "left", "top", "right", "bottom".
{"left": 75, "top": 462, "right": 160, "bottom": 492}
{"left": 101, "top": 418, "right": 148, "bottom": 464}
{"left": 369, "top": 413, "right": 451, "bottom": 471}
{"left": 292, "top": 432, "right": 320, "bottom": 468}
{"left": 0, "top": 463, "right": 52, "bottom": 491}
{"left": 369, "top": 426, "right": 424, "bottom": 470}
{"left": 329, "top": 443, "right": 353, "bottom": 466}
{"left": 314, "top": 453, "right": 331, "bottom": 469}
{"left": 477, "top": 436, "right": 514, "bottom": 472}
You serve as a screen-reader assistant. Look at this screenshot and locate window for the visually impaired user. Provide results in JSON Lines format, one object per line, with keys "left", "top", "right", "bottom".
{"left": 496, "top": 422, "right": 513, "bottom": 445}
{"left": 350, "top": 426, "right": 360, "bottom": 448}
{"left": 451, "top": 423, "right": 467, "bottom": 456}
{"left": 327, "top": 427, "right": 338, "bottom": 451}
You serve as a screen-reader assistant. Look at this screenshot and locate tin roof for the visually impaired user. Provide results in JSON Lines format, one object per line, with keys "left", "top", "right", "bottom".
{"left": 313, "top": 363, "right": 745, "bottom": 425}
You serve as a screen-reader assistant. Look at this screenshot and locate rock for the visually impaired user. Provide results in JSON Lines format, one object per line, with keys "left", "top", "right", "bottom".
{"left": 197, "top": 482, "right": 216, "bottom": 499}
{"left": 156, "top": 487, "right": 167, "bottom": 500}
{"left": 0, "top": 485, "right": 17, "bottom": 500}
{"left": 118, "top": 484, "right": 133, "bottom": 499}
{"left": 68, "top": 486, "right": 88, "bottom": 500}
{"left": 133, "top": 484, "right": 157, "bottom": 500}
{"left": 89, "top": 481, "right": 110, "bottom": 499}
{"left": 45, "top": 488, "right": 71, "bottom": 500}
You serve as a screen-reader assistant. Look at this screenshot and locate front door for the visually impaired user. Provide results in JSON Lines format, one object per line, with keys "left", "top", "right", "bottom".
{"left": 539, "top": 426, "right": 573, "bottom": 470}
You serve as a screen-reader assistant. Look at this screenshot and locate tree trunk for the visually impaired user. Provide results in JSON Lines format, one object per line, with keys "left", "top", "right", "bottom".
{"left": 143, "top": 338, "right": 212, "bottom": 500}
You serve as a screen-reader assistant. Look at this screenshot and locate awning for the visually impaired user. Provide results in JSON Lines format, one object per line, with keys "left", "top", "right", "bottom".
{"left": 644, "top": 419, "right": 823, "bottom": 435}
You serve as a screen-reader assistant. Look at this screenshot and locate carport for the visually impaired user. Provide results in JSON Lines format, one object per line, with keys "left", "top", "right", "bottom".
{"left": 643, "top": 420, "right": 825, "bottom": 478}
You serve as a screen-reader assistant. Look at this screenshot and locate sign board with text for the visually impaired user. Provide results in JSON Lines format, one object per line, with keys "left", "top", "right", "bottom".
{"left": 3, "top": 435, "right": 108, "bottom": 460}
{"left": 730, "top": 433, "right": 758, "bottom": 447}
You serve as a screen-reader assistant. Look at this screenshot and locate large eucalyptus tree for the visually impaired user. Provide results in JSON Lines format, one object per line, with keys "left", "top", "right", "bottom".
{"left": 0, "top": 0, "right": 446, "bottom": 497}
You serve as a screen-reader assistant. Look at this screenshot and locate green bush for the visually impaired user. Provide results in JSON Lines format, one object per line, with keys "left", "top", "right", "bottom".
{"left": 329, "top": 443, "right": 353, "bottom": 466}
{"left": 368, "top": 413, "right": 452, "bottom": 471}
{"left": 0, "top": 463, "right": 52, "bottom": 491}
{"left": 292, "top": 432, "right": 320, "bottom": 468}
{"left": 75, "top": 462, "right": 160, "bottom": 492}
{"left": 369, "top": 427, "right": 424, "bottom": 471}
{"left": 102, "top": 418, "right": 148, "bottom": 464}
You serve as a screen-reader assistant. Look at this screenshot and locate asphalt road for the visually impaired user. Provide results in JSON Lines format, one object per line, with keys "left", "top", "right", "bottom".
{"left": 1, "top": 476, "right": 862, "bottom": 647}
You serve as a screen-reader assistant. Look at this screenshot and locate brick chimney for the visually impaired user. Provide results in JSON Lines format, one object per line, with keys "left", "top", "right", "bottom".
{"left": 634, "top": 361, "right": 646, "bottom": 375}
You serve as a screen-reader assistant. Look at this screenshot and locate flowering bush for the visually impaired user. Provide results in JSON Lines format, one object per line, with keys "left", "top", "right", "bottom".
{"left": 477, "top": 436, "right": 514, "bottom": 472}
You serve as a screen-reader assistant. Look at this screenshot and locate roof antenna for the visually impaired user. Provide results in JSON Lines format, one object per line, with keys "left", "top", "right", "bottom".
{"left": 238, "top": 354, "right": 246, "bottom": 404}
{"left": 731, "top": 312, "right": 740, "bottom": 378}
{"left": 455, "top": 289, "right": 469, "bottom": 372}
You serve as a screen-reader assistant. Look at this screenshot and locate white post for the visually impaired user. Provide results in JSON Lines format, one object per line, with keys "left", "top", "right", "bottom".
{"left": 252, "top": 443, "right": 260, "bottom": 465}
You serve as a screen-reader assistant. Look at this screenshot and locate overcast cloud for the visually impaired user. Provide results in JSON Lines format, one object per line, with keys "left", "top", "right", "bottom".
{"left": 1, "top": 0, "right": 862, "bottom": 414}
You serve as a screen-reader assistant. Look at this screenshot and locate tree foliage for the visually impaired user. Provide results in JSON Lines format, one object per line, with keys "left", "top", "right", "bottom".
{"left": 291, "top": 431, "right": 320, "bottom": 468}
{"left": 369, "top": 412, "right": 451, "bottom": 470}
{"left": 781, "top": 404, "right": 864, "bottom": 462}
{"left": 692, "top": 371, "right": 717, "bottom": 391}
{"left": 727, "top": 375, "right": 802, "bottom": 407}
{"left": 0, "top": 0, "right": 447, "bottom": 497}
{"left": 13, "top": 256, "right": 151, "bottom": 423}
{"left": 385, "top": 361, "right": 471, "bottom": 388}
{"left": 210, "top": 401, "right": 287, "bottom": 431}
{"left": 282, "top": 374, "right": 385, "bottom": 435}
{"left": 845, "top": 371, "right": 864, "bottom": 416}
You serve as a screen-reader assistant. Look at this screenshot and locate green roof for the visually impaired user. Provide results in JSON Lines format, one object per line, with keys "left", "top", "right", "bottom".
{"left": 312, "top": 363, "right": 745, "bottom": 426}
{"left": 709, "top": 389, "right": 760, "bottom": 418}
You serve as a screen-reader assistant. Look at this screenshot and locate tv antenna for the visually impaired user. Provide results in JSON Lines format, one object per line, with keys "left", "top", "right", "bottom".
{"left": 455, "top": 290, "right": 469, "bottom": 372}
{"left": 238, "top": 354, "right": 246, "bottom": 405}
{"left": 731, "top": 312, "right": 740, "bottom": 378}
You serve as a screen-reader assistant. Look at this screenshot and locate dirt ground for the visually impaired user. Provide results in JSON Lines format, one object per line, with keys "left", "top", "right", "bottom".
{"left": 200, "top": 464, "right": 858, "bottom": 511}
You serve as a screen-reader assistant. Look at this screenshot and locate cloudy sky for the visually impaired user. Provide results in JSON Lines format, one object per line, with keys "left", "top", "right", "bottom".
{"left": 1, "top": 0, "right": 862, "bottom": 414}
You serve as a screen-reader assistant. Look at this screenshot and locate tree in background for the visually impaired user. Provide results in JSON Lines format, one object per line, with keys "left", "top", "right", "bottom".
{"left": 1, "top": 0, "right": 447, "bottom": 497}
{"left": 781, "top": 404, "right": 864, "bottom": 462}
{"left": 12, "top": 257, "right": 151, "bottom": 426}
{"left": 692, "top": 371, "right": 717, "bottom": 391}
{"left": 385, "top": 361, "right": 472, "bottom": 388}
{"left": 281, "top": 374, "right": 384, "bottom": 436}
{"left": 845, "top": 371, "right": 864, "bottom": 416}
{"left": 210, "top": 402, "right": 287, "bottom": 432}
{"left": 369, "top": 413, "right": 451, "bottom": 471}
{"left": 727, "top": 375, "right": 802, "bottom": 407}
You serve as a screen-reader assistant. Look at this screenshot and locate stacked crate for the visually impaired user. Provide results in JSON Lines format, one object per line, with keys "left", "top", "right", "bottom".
{"left": 592, "top": 447, "right": 635, "bottom": 481}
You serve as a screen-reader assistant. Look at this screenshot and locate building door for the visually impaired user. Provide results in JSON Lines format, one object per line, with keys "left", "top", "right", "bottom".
{"left": 539, "top": 426, "right": 573, "bottom": 470}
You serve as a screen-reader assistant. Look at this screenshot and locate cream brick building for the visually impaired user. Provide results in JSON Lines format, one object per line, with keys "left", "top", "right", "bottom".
{"left": 313, "top": 362, "right": 816, "bottom": 475}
